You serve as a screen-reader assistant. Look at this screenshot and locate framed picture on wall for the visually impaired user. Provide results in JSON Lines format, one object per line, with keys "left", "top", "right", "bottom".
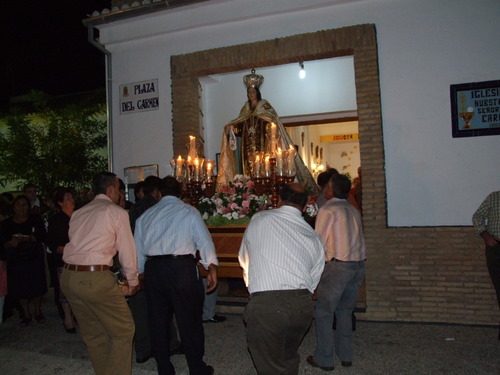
{"left": 124, "top": 164, "right": 159, "bottom": 202}
{"left": 450, "top": 79, "right": 500, "bottom": 138}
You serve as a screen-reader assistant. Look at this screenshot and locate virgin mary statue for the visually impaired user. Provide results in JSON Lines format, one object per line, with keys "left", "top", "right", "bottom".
{"left": 218, "top": 69, "right": 318, "bottom": 194}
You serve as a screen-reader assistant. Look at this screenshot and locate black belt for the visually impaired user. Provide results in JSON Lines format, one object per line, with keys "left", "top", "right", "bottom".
{"left": 147, "top": 254, "right": 194, "bottom": 260}
{"left": 330, "top": 258, "right": 365, "bottom": 263}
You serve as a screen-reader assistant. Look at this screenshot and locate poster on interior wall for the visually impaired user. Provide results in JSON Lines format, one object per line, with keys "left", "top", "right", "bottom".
{"left": 124, "top": 164, "right": 159, "bottom": 203}
{"left": 450, "top": 79, "right": 500, "bottom": 138}
{"left": 120, "top": 79, "right": 159, "bottom": 115}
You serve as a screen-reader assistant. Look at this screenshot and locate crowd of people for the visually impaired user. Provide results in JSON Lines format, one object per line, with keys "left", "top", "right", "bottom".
{"left": 0, "top": 176, "right": 227, "bottom": 375}
{"left": 0, "top": 166, "right": 497, "bottom": 375}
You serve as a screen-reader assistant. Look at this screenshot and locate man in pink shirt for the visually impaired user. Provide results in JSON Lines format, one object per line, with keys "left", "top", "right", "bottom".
{"left": 61, "top": 172, "right": 139, "bottom": 375}
{"left": 307, "top": 173, "right": 366, "bottom": 371}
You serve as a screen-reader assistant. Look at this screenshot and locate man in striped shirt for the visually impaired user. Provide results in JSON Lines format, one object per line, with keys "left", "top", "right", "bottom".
{"left": 307, "top": 173, "right": 366, "bottom": 371}
{"left": 239, "top": 183, "right": 325, "bottom": 375}
{"left": 472, "top": 190, "right": 500, "bottom": 339}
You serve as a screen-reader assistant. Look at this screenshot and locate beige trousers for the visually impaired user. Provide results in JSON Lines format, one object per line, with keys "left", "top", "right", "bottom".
{"left": 61, "top": 268, "right": 135, "bottom": 375}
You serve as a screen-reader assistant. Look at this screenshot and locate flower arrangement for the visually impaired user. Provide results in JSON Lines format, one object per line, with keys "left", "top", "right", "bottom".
{"left": 198, "top": 175, "right": 270, "bottom": 226}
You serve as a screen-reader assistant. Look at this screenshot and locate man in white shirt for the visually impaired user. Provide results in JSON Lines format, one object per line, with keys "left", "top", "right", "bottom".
{"left": 239, "top": 183, "right": 325, "bottom": 375}
{"left": 134, "top": 176, "right": 218, "bottom": 375}
{"left": 307, "top": 173, "right": 366, "bottom": 371}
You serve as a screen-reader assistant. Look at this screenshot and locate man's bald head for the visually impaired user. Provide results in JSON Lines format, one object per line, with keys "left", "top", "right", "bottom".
{"left": 279, "top": 183, "right": 308, "bottom": 210}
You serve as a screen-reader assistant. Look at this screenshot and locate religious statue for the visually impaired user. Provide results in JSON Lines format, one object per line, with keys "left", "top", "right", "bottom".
{"left": 218, "top": 69, "right": 318, "bottom": 194}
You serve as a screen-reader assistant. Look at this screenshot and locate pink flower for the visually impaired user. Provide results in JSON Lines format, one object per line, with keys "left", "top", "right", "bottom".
{"left": 242, "top": 199, "right": 250, "bottom": 208}
{"left": 230, "top": 202, "right": 239, "bottom": 210}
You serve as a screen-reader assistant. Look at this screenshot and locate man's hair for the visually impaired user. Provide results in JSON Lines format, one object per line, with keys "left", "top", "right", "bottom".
{"left": 279, "top": 183, "right": 308, "bottom": 209}
{"left": 119, "top": 178, "right": 126, "bottom": 191}
{"left": 317, "top": 168, "right": 339, "bottom": 188}
{"left": 52, "top": 187, "right": 73, "bottom": 208}
{"left": 159, "top": 176, "right": 181, "bottom": 198}
{"left": 23, "top": 183, "right": 36, "bottom": 192}
{"left": 330, "top": 174, "right": 351, "bottom": 200}
{"left": 92, "top": 172, "right": 117, "bottom": 195}
{"left": 134, "top": 181, "right": 144, "bottom": 200}
{"left": 143, "top": 176, "right": 162, "bottom": 196}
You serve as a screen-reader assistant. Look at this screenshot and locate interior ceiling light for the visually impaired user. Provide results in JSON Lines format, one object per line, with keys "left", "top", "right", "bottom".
{"left": 299, "top": 62, "right": 306, "bottom": 79}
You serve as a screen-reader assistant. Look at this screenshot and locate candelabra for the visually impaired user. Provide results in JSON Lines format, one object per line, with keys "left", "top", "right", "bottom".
{"left": 250, "top": 147, "right": 296, "bottom": 208}
{"left": 170, "top": 135, "right": 215, "bottom": 205}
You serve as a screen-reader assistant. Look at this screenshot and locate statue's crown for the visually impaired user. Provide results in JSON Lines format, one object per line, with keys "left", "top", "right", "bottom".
{"left": 243, "top": 69, "right": 264, "bottom": 89}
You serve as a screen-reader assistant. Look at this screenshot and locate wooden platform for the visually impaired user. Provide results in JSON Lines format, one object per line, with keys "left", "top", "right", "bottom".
{"left": 200, "top": 224, "right": 367, "bottom": 313}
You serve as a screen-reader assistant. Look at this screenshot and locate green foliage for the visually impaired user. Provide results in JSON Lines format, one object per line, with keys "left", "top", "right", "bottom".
{"left": 0, "top": 90, "right": 107, "bottom": 197}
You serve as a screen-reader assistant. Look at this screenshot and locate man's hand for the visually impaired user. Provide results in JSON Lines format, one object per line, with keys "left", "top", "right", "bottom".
{"left": 481, "top": 231, "right": 500, "bottom": 247}
{"left": 206, "top": 264, "right": 218, "bottom": 293}
{"left": 119, "top": 283, "right": 139, "bottom": 297}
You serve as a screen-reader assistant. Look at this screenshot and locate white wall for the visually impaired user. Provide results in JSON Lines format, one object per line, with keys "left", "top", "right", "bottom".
{"left": 97, "top": 0, "right": 500, "bottom": 226}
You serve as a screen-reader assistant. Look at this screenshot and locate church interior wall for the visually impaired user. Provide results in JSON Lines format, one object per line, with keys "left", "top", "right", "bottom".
{"left": 96, "top": 0, "right": 500, "bottom": 325}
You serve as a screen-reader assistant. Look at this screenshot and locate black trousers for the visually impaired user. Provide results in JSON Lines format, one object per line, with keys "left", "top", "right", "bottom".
{"left": 128, "top": 290, "right": 182, "bottom": 358}
{"left": 485, "top": 243, "right": 500, "bottom": 309}
{"left": 144, "top": 256, "right": 210, "bottom": 375}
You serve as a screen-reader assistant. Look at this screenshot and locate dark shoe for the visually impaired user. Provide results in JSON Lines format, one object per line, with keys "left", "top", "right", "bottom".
{"left": 35, "top": 314, "right": 46, "bottom": 324}
{"left": 306, "top": 355, "right": 334, "bottom": 371}
{"left": 341, "top": 361, "right": 352, "bottom": 367}
{"left": 20, "top": 318, "right": 31, "bottom": 327}
{"left": 206, "top": 365, "right": 214, "bottom": 375}
{"left": 136, "top": 355, "right": 150, "bottom": 364}
{"left": 203, "top": 315, "right": 227, "bottom": 323}
{"left": 64, "top": 325, "right": 77, "bottom": 334}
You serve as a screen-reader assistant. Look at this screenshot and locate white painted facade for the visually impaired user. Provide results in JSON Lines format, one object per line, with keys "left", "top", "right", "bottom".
{"left": 94, "top": 0, "right": 500, "bottom": 226}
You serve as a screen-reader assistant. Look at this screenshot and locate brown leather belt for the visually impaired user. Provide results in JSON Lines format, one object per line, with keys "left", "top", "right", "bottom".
{"left": 64, "top": 263, "right": 110, "bottom": 272}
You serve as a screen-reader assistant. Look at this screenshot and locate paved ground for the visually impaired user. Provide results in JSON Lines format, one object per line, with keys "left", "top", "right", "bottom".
{"left": 0, "top": 292, "right": 498, "bottom": 375}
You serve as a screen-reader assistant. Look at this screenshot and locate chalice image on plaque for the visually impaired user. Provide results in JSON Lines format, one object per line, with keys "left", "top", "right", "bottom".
{"left": 459, "top": 107, "right": 474, "bottom": 129}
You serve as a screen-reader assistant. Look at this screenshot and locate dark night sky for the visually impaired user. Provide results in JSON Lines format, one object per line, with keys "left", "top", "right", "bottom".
{"left": 1, "top": 1, "right": 110, "bottom": 105}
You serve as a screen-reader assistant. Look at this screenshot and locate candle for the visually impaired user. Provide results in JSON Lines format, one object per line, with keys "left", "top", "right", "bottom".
{"left": 254, "top": 154, "right": 261, "bottom": 177}
{"left": 270, "top": 123, "right": 277, "bottom": 154}
{"left": 264, "top": 155, "right": 271, "bottom": 174}
{"left": 206, "top": 161, "right": 212, "bottom": 175}
{"left": 194, "top": 158, "right": 200, "bottom": 179}
{"left": 287, "top": 145, "right": 296, "bottom": 176}
{"left": 188, "top": 135, "right": 197, "bottom": 161}
{"left": 175, "top": 155, "right": 184, "bottom": 177}
{"left": 287, "top": 145, "right": 296, "bottom": 163}
{"left": 276, "top": 147, "right": 283, "bottom": 174}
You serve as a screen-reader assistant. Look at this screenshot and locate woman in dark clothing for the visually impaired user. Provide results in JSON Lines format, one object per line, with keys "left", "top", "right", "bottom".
{"left": 46, "top": 187, "right": 76, "bottom": 333}
{"left": 0, "top": 195, "right": 47, "bottom": 327}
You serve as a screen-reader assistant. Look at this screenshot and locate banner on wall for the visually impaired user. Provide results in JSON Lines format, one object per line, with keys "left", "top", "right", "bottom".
{"left": 320, "top": 133, "right": 359, "bottom": 142}
{"left": 450, "top": 79, "right": 500, "bottom": 138}
{"left": 120, "top": 79, "right": 159, "bottom": 115}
